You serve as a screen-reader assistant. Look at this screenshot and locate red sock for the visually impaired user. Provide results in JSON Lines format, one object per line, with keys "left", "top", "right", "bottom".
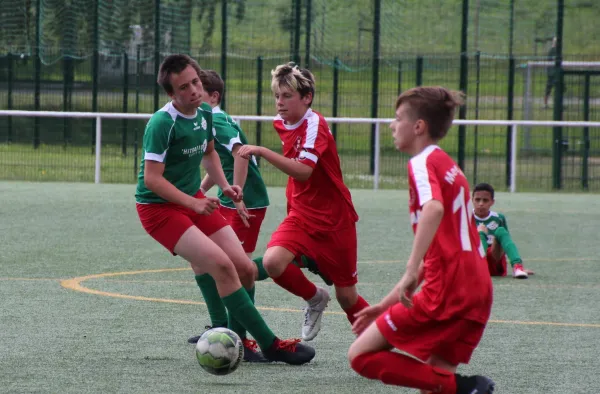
{"left": 350, "top": 351, "right": 456, "bottom": 394}
{"left": 272, "top": 263, "right": 318, "bottom": 301}
{"left": 343, "top": 295, "right": 369, "bottom": 325}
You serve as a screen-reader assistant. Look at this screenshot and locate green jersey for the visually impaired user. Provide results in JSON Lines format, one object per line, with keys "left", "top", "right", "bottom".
{"left": 211, "top": 106, "right": 269, "bottom": 209}
{"left": 474, "top": 210, "right": 509, "bottom": 247}
{"left": 135, "top": 102, "right": 213, "bottom": 204}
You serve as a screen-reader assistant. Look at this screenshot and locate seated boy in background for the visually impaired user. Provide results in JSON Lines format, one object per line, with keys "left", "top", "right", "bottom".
{"left": 472, "top": 182, "right": 534, "bottom": 279}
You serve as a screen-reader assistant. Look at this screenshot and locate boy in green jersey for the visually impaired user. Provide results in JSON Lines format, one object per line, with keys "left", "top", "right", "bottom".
{"left": 472, "top": 183, "right": 534, "bottom": 279}
{"left": 135, "top": 54, "right": 314, "bottom": 365}
{"left": 197, "top": 70, "right": 270, "bottom": 258}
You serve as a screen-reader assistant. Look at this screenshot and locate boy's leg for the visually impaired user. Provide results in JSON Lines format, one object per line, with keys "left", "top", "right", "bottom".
{"left": 208, "top": 226, "right": 272, "bottom": 362}
{"left": 348, "top": 323, "right": 458, "bottom": 394}
{"left": 318, "top": 224, "right": 370, "bottom": 325}
{"left": 174, "top": 225, "right": 315, "bottom": 365}
{"left": 335, "top": 285, "right": 370, "bottom": 325}
{"left": 263, "top": 242, "right": 329, "bottom": 341}
{"left": 492, "top": 227, "right": 531, "bottom": 278}
{"left": 486, "top": 246, "right": 508, "bottom": 277}
{"left": 348, "top": 304, "right": 494, "bottom": 394}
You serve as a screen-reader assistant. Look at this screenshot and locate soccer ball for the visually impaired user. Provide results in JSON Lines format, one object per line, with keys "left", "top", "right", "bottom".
{"left": 195, "top": 327, "right": 244, "bottom": 375}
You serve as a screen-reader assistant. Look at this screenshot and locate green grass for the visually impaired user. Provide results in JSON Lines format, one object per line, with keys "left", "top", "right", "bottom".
{"left": 1, "top": 181, "right": 599, "bottom": 393}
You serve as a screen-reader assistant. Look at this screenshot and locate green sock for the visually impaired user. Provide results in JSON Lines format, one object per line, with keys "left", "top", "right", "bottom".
{"left": 494, "top": 227, "right": 522, "bottom": 266}
{"left": 221, "top": 287, "right": 276, "bottom": 351}
{"left": 252, "top": 256, "right": 270, "bottom": 281}
{"left": 227, "top": 286, "right": 255, "bottom": 339}
{"left": 195, "top": 274, "right": 228, "bottom": 327}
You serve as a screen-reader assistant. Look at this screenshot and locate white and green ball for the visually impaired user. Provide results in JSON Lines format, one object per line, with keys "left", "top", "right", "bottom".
{"left": 195, "top": 327, "right": 244, "bottom": 375}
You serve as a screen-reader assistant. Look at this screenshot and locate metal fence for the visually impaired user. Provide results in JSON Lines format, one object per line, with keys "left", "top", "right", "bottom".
{"left": 2, "top": 110, "right": 600, "bottom": 192}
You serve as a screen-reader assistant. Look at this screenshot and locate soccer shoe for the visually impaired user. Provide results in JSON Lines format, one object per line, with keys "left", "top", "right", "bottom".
{"left": 262, "top": 338, "right": 316, "bottom": 365}
{"left": 455, "top": 374, "right": 495, "bottom": 394}
{"left": 241, "top": 338, "right": 269, "bottom": 363}
{"left": 302, "top": 287, "right": 331, "bottom": 341}
{"left": 512, "top": 263, "right": 529, "bottom": 279}
{"left": 187, "top": 324, "right": 225, "bottom": 344}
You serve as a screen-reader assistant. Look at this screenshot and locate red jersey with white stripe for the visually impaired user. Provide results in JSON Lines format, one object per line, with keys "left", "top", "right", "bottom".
{"left": 408, "top": 145, "right": 492, "bottom": 323}
{"left": 273, "top": 108, "right": 358, "bottom": 231}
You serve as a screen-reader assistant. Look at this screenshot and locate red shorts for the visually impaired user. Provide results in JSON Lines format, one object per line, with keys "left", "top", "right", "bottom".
{"left": 136, "top": 191, "right": 229, "bottom": 255}
{"left": 376, "top": 303, "right": 486, "bottom": 366}
{"left": 486, "top": 247, "right": 508, "bottom": 277}
{"left": 219, "top": 206, "right": 267, "bottom": 253}
{"left": 267, "top": 217, "right": 358, "bottom": 287}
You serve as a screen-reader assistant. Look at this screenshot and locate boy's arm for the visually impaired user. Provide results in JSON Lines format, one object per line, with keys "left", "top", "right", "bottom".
{"left": 231, "top": 144, "right": 249, "bottom": 188}
{"left": 199, "top": 174, "right": 216, "bottom": 194}
{"left": 145, "top": 161, "right": 201, "bottom": 208}
{"left": 500, "top": 213, "right": 509, "bottom": 232}
{"left": 380, "top": 199, "right": 444, "bottom": 309}
{"left": 237, "top": 145, "right": 313, "bottom": 181}
{"left": 202, "top": 141, "right": 242, "bottom": 201}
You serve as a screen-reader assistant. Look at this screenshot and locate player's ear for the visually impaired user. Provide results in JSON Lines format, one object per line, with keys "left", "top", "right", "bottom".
{"left": 302, "top": 92, "right": 313, "bottom": 105}
{"left": 414, "top": 119, "right": 426, "bottom": 135}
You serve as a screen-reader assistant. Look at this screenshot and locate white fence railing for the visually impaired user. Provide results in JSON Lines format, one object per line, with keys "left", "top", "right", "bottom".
{"left": 2, "top": 110, "right": 600, "bottom": 191}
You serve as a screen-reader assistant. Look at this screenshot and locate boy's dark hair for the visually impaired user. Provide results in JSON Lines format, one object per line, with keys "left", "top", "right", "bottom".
{"left": 198, "top": 69, "right": 224, "bottom": 104}
{"left": 473, "top": 182, "right": 495, "bottom": 199}
{"left": 271, "top": 62, "right": 315, "bottom": 106}
{"left": 395, "top": 86, "right": 465, "bottom": 140}
{"left": 157, "top": 54, "right": 202, "bottom": 95}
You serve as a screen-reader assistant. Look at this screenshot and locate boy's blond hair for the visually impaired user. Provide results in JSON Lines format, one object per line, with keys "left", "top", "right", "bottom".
{"left": 271, "top": 62, "right": 315, "bottom": 105}
{"left": 396, "top": 86, "right": 465, "bottom": 140}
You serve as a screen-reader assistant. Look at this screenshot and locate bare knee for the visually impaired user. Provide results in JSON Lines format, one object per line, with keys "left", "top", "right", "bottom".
{"left": 209, "top": 259, "right": 238, "bottom": 284}
{"left": 347, "top": 342, "right": 360, "bottom": 364}
{"left": 236, "top": 260, "right": 256, "bottom": 289}
{"left": 262, "top": 247, "right": 293, "bottom": 277}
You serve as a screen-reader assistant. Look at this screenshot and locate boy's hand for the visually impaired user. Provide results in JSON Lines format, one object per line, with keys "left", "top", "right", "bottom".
{"left": 237, "top": 145, "right": 262, "bottom": 160}
{"left": 477, "top": 224, "right": 488, "bottom": 234}
{"left": 190, "top": 196, "right": 220, "bottom": 215}
{"left": 222, "top": 185, "right": 243, "bottom": 202}
{"left": 234, "top": 200, "right": 254, "bottom": 228}
{"left": 351, "top": 303, "right": 386, "bottom": 336}
{"left": 397, "top": 268, "right": 419, "bottom": 308}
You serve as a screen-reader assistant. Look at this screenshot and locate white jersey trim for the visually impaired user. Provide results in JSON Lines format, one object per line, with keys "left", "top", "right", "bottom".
{"left": 220, "top": 133, "right": 242, "bottom": 152}
{"left": 144, "top": 150, "right": 167, "bottom": 162}
{"left": 303, "top": 111, "right": 320, "bottom": 149}
{"left": 299, "top": 150, "right": 318, "bottom": 163}
{"left": 277, "top": 108, "right": 314, "bottom": 130}
{"left": 162, "top": 101, "right": 198, "bottom": 120}
{"left": 410, "top": 145, "right": 440, "bottom": 206}
{"left": 474, "top": 210, "right": 499, "bottom": 221}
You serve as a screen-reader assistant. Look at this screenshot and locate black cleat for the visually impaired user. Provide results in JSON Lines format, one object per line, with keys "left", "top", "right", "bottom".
{"left": 241, "top": 338, "right": 269, "bottom": 363}
{"left": 262, "top": 338, "right": 315, "bottom": 365}
{"left": 187, "top": 325, "right": 224, "bottom": 344}
{"left": 455, "top": 374, "right": 495, "bottom": 394}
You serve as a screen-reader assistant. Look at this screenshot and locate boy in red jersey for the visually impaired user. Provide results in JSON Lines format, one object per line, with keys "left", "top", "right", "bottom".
{"left": 347, "top": 87, "right": 495, "bottom": 394}
{"left": 237, "top": 63, "right": 369, "bottom": 341}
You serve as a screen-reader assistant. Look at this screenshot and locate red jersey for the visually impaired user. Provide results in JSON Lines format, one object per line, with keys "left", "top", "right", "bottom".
{"left": 408, "top": 145, "right": 492, "bottom": 324}
{"left": 273, "top": 108, "right": 358, "bottom": 231}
